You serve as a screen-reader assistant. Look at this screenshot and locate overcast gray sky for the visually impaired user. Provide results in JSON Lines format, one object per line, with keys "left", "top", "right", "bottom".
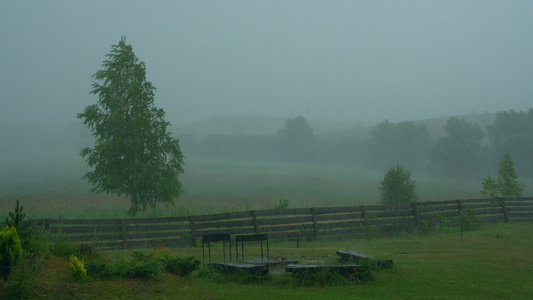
{"left": 1, "top": 1, "right": 532, "bottom": 126}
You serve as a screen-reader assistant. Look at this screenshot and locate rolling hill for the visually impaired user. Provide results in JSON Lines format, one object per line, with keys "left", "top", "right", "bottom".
{"left": 171, "top": 112, "right": 496, "bottom": 141}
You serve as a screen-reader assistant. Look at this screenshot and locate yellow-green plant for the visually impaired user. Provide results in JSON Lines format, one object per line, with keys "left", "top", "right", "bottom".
{"left": 154, "top": 245, "right": 169, "bottom": 257}
{"left": 0, "top": 226, "right": 22, "bottom": 280}
{"left": 69, "top": 255, "right": 87, "bottom": 279}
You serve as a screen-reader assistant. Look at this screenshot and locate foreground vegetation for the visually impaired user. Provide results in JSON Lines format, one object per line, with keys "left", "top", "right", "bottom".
{"left": 1, "top": 154, "right": 532, "bottom": 298}
{"left": 1, "top": 222, "right": 532, "bottom": 299}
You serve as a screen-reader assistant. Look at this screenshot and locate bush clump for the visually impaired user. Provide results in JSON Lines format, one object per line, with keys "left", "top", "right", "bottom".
{"left": 458, "top": 207, "right": 482, "bottom": 231}
{"left": 69, "top": 255, "right": 87, "bottom": 279}
{"left": 85, "top": 250, "right": 164, "bottom": 280}
{"left": 0, "top": 226, "right": 23, "bottom": 280}
{"left": 85, "top": 260, "right": 161, "bottom": 279}
{"left": 163, "top": 256, "right": 200, "bottom": 276}
{"left": 379, "top": 165, "right": 417, "bottom": 205}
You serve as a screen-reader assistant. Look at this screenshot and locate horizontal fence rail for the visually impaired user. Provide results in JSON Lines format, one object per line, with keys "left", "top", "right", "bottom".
{"left": 28, "top": 197, "right": 533, "bottom": 250}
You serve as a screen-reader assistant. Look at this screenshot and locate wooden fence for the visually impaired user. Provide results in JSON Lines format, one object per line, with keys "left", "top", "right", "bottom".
{"left": 34, "top": 197, "right": 533, "bottom": 250}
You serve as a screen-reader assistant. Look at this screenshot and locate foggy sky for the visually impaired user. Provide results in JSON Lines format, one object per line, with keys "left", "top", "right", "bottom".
{"left": 1, "top": 1, "right": 532, "bottom": 126}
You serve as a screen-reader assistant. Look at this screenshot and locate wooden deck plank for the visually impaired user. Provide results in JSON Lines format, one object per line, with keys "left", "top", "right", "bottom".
{"left": 285, "top": 264, "right": 361, "bottom": 276}
{"left": 245, "top": 258, "right": 298, "bottom": 266}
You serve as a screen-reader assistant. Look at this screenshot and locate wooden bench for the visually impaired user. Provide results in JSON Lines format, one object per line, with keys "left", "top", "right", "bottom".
{"left": 246, "top": 258, "right": 298, "bottom": 266}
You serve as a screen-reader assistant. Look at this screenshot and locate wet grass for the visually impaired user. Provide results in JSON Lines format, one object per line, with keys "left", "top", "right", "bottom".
{"left": 3, "top": 158, "right": 526, "bottom": 220}
{"left": 3, "top": 222, "right": 532, "bottom": 299}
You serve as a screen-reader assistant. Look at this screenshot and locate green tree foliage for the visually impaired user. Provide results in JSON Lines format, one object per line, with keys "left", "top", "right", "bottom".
{"left": 368, "top": 120, "right": 433, "bottom": 170}
{"left": 481, "top": 152, "right": 526, "bottom": 198}
{"left": 4, "top": 199, "right": 30, "bottom": 238}
{"left": 431, "top": 117, "right": 486, "bottom": 177}
{"left": 379, "top": 165, "right": 417, "bottom": 205}
{"left": 480, "top": 173, "right": 499, "bottom": 198}
{"left": 77, "top": 37, "right": 184, "bottom": 216}
{"left": 277, "top": 116, "right": 315, "bottom": 162}
{"left": 497, "top": 152, "right": 526, "bottom": 197}
{"left": 486, "top": 109, "right": 533, "bottom": 175}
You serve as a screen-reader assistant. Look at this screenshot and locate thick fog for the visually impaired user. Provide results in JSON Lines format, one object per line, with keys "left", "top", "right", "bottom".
{"left": 1, "top": 1, "right": 532, "bottom": 127}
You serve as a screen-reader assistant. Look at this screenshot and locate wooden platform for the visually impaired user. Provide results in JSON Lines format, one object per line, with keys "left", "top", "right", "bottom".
{"left": 208, "top": 262, "right": 269, "bottom": 276}
{"left": 336, "top": 250, "right": 393, "bottom": 269}
{"left": 285, "top": 264, "right": 361, "bottom": 277}
{"left": 245, "top": 258, "right": 298, "bottom": 266}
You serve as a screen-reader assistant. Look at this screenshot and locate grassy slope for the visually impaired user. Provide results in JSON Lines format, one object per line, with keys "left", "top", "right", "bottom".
{"left": 4, "top": 222, "right": 532, "bottom": 299}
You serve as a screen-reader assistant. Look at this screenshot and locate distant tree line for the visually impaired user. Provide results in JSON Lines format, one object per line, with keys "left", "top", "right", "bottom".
{"left": 179, "top": 109, "right": 533, "bottom": 178}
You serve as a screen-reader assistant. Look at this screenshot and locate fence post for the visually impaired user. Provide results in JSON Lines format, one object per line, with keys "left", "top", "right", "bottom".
{"left": 189, "top": 216, "right": 197, "bottom": 247}
{"left": 361, "top": 205, "right": 367, "bottom": 226}
{"left": 251, "top": 210, "right": 259, "bottom": 234}
{"left": 44, "top": 218, "right": 50, "bottom": 232}
{"left": 120, "top": 219, "right": 127, "bottom": 250}
{"left": 457, "top": 200, "right": 463, "bottom": 238}
{"left": 412, "top": 202, "right": 420, "bottom": 229}
{"left": 501, "top": 198, "right": 509, "bottom": 223}
{"left": 311, "top": 208, "right": 318, "bottom": 239}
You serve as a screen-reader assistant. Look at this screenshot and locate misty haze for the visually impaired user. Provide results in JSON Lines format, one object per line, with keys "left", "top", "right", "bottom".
{"left": 1, "top": 1, "right": 533, "bottom": 215}
{"left": 1, "top": 2, "right": 533, "bottom": 298}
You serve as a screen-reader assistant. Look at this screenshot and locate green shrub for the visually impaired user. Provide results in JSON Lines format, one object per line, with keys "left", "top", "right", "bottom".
{"left": 0, "top": 226, "right": 23, "bottom": 280}
{"left": 49, "top": 238, "right": 79, "bottom": 258}
{"left": 85, "top": 259, "right": 161, "bottom": 280}
{"left": 120, "top": 261, "right": 160, "bottom": 279}
{"left": 128, "top": 250, "right": 154, "bottom": 265}
{"left": 85, "top": 260, "right": 117, "bottom": 279}
{"left": 420, "top": 220, "right": 430, "bottom": 233}
{"left": 379, "top": 165, "right": 417, "bottom": 205}
{"left": 434, "top": 214, "right": 456, "bottom": 233}
{"left": 481, "top": 152, "right": 526, "bottom": 198}
{"left": 5, "top": 253, "right": 41, "bottom": 299}
{"left": 4, "top": 200, "right": 49, "bottom": 256}
{"left": 4, "top": 200, "right": 31, "bottom": 239}
{"left": 69, "top": 255, "right": 87, "bottom": 279}
{"left": 23, "top": 228, "right": 51, "bottom": 260}
{"left": 458, "top": 207, "right": 481, "bottom": 231}
{"left": 163, "top": 256, "right": 200, "bottom": 276}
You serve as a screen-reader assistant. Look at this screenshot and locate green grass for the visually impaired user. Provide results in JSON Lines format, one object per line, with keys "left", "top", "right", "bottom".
{"left": 1, "top": 158, "right": 532, "bottom": 219}
{"left": 3, "top": 222, "right": 532, "bottom": 299}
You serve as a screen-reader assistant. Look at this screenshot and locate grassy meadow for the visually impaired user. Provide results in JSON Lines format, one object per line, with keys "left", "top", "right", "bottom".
{"left": 1, "top": 154, "right": 533, "bottom": 299}
{"left": 2, "top": 222, "right": 531, "bottom": 299}
{"left": 2, "top": 156, "right": 527, "bottom": 220}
